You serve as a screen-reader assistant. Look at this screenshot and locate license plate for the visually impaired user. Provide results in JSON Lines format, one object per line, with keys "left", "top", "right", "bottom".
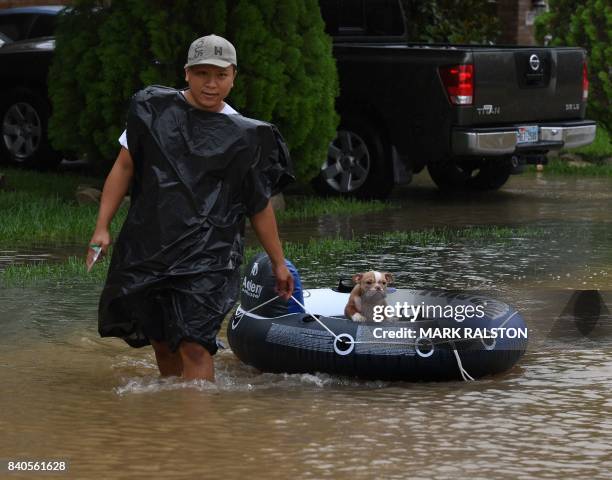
{"left": 517, "top": 125, "right": 539, "bottom": 144}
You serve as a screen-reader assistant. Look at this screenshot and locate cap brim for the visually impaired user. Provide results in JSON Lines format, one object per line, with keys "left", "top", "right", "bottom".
{"left": 185, "top": 59, "right": 233, "bottom": 69}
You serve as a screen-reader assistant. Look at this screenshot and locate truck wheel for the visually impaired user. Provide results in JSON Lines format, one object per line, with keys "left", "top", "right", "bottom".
{"left": 0, "top": 88, "right": 62, "bottom": 169}
{"left": 427, "top": 157, "right": 512, "bottom": 191}
{"left": 312, "top": 119, "right": 393, "bottom": 199}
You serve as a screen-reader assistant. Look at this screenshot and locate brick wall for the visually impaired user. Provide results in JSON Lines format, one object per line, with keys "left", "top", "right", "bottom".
{"left": 517, "top": 0, "right": 537, "bottom": 45}
{"left": 497, "top": 0, "right": 519, "bottom": 44}
{"left": 497, "top": 0, "right": 544, "bottom": 45}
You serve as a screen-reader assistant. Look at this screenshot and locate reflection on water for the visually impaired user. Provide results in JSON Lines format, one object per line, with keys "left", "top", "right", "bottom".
{"left": 1, "top": 173, "right": 611, "bottom": 478}
{"left": 282, "top": 173, "right": 612, "bottom": 240}
{"left": 0, "top": 243, "right": 84, "bottom": 270}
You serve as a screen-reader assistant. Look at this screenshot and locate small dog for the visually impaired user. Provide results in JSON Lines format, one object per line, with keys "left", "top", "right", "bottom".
{"left": 345, "top": 271, "right": 394, "bottom": 322}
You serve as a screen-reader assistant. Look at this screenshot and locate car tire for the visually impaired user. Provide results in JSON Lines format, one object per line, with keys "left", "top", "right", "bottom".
{"left": 312, "top": 118, "right": 394, "bottom": 200}
{"left": 427, "top": 156, "right": 512, "bottom": 191}
{"left": 0, "top": 88, "right": 63, "bottom": 169}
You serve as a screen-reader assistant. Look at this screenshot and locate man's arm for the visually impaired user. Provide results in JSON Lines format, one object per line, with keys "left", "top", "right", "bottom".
{"left": 249, "top": 200, "right": 294, "bottom": 300}
{"left": 87, "top": 147, "right": 134, "bottom": 255}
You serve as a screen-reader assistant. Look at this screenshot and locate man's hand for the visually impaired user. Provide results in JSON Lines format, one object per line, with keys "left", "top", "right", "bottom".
{"left": 86, "top": 228, "right": 112, "bottom": 271}
{"left": 88, "top": 228, "right": 112, "bottom": 255}
{"left": 250, "top": 201, "right": 294, "bottom": 300}
{"left": 273, "top": 262, "right": 294, "bottom": 301}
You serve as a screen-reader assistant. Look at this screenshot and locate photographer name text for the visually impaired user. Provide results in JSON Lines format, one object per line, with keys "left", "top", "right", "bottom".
{"left": 372, "top": 327, "right": 527, "bottom": 339}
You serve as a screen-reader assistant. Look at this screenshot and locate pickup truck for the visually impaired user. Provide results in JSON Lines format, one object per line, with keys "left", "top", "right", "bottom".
{"left": 0, "top": 2, "right": 596, "bottom": 197}
{"left": 314, "top": 0, "right": 596, "bottom": 197}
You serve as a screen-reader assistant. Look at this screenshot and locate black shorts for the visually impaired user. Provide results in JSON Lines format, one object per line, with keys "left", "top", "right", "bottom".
{"left": 138, "top": 269, "right": 240, "bottom": 355}
{"left": 100, "top": 269, "right": 240, "bottom": 355}
{"left": 139, "top": 289, "right": 227, "bottom": 355}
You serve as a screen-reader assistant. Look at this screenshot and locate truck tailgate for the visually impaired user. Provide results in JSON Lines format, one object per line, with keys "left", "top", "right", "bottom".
{"left": 464, "top": 47, "right": 586, "bottom": 125}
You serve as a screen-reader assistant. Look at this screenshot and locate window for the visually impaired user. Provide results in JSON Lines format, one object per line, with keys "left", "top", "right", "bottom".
{"left": 365, "top": 0, "right": 404, "bottom": 36}
{"left": 338, "top": 0, "right": 366, "bottom": 35}
{"left": 0, "top": 14, "right": 33, "bottom": 41}
{"left": 29, "top": 14, "right": 57, "bottom": 38}
{"left": 319, "top": 0, "right": 405, "bottom": 37}
{"left": 319, "top": 0, "right": 339, "bottom": 35}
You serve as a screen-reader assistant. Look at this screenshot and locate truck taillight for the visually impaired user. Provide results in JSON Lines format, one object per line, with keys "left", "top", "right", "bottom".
{"left": 582, "top": 61, "right": 589, "bottom": 101}
{"left": 439, "top": 64, "right": 474, "bottom": 105}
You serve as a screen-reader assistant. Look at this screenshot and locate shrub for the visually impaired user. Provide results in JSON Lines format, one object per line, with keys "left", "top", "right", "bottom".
{"left": 401, "top": 0, "right": 500, "bottom": 44}
{"left": 535, "top": 0, "right": 612, "bottom": 131}
{"left": 48, "top": 0, "right": 338, "bottom": 181}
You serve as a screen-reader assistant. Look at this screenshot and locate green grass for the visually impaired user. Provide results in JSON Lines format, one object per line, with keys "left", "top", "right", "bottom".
{"left": 0, "top": 255, "right": 101, "bottom": 285}
{"left": 0, "top": 190, "right": 128, "bottom": 245}
{"left": 278, "top": 196, "right": 388, "bottom": 221}
{"left": 567, "top": 124, "right": 612, "bottom": 161}
{"left": 0, "top": 166, "right": 115, "bottom": 245}
{"left": 0, "top": 167, "right": 392, "bottom": 246}
{"left": 531, "top": 157, "right": 612, "bottom": 176}
{"left": 528, "top": 124, "right": 612, "bottom": 175}
{"left": 0, "top": 226, "right": 545, "bottom": 286}
{"left": 1, "top": 166, "right": 102, "bottom": 200}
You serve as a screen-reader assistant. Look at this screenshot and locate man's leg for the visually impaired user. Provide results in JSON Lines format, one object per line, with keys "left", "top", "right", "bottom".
{"left": 150, "top": 339, "right": 183, "bottom": 377}
{"left": 179, "top": 341, "right": 214, "bottom": 381}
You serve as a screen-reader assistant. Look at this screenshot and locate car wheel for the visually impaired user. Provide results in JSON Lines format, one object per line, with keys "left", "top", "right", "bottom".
{"left": 427, "top": 156, "right": 512, "bottom": 191}
{"left": 313, "top": 119, "right": 393, "bottom": 199}
{"left": 0, "top": 88, "right": 62, "bottom": 169}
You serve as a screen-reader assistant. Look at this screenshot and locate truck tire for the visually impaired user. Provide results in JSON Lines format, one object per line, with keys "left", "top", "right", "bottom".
{"left": 427, "top": 156, "right": 512, "bottom": 191}
{"left": 312, "top": 118, "right": 394, "bottom": 199}
{"left": 0, "top": 88, "right": 63, "bottom": 169}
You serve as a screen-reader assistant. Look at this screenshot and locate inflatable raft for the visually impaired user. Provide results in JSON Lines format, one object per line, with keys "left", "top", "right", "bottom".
{"left": 227, "top": 256, "right": 528, "bottom": 382}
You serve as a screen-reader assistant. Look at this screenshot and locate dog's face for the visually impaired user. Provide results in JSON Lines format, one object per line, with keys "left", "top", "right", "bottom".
{"left": 346, "top": 271, "right": 394, "bottom": 322}
{"left": 352, "top": 271, "right": 393, "bottom": 295}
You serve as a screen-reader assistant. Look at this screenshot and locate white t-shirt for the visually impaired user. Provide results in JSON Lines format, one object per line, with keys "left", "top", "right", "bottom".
{"left": 118, "top": 92, "right": 239, "bottom": 150}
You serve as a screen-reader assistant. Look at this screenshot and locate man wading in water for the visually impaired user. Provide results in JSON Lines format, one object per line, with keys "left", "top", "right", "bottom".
{"left": 88, "top": 35, "right": 294, "bottom": 382}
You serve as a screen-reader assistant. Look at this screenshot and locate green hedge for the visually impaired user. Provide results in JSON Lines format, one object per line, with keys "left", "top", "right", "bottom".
{"left": 48, "top": 0, "right": 339, "bottom": 181}
{"left": 535, "top": 0, "right": 611, "bottom": 131}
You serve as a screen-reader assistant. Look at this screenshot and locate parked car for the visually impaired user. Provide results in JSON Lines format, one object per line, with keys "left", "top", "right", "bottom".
{"left": 0, "top": 6, "right": 64, "bottom": 168}
{"left": 0, "top": 2, "right": 596, "bottom": 197}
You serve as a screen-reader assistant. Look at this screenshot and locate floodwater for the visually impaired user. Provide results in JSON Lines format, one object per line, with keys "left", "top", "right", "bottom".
{"left": 0, "top": 243, "right": 83, "bottom": 270}
{"left": 1, "top": 172, "right": 611, "bottom": 479}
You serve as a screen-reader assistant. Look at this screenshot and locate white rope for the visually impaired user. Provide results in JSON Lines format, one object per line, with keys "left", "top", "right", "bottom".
{"left": 289, "top": 295, "right": 340, "bottom": 340}
{"left": 352, "top": 340, "right": 413, "bottom": 345}
{"left": 497, "top": 311, "right": 518, "bottom": 329}
{"left": 235, "top": 294, "right": 340, "bottom": 340}
{"left": 451, "top": 344, "right": 475, "bottom": 381}
{"left": 234, "top": 294, "right": 283, "bottom": 318}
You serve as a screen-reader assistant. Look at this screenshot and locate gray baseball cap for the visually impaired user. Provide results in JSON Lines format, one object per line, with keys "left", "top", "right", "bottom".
{"left": 185, "top": 34, "right": 237, "bottom": 69}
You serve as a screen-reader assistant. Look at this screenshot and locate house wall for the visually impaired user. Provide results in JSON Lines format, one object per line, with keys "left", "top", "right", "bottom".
{"left": 497, "top": 0, "right": 544, "bottom": 45}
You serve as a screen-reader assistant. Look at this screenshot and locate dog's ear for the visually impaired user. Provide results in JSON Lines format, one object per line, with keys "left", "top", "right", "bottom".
{"left": 384, "top": 272, "right": 394, "bottom": 284}
{"left": 352, "top": 273, "right": 363, "bottom": 284}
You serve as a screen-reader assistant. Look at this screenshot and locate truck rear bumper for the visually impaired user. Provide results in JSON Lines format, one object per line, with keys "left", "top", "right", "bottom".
{"left": 452, "top": 120, "right": 597, "bottom": 156}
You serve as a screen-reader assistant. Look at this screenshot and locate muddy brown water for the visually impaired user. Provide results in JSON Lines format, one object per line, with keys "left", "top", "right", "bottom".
{"left": 1, "top": 172, "right": 611, "bottom": 479}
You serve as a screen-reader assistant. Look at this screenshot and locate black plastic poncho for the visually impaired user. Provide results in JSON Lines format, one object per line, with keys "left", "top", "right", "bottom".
{"left": 98, "top": 85, "right": 294, "bottom": 353}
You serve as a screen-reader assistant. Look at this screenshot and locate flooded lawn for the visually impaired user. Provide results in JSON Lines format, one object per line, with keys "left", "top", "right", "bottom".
{"left": 1, "top": 172, "right": 611, "bottom": 479}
